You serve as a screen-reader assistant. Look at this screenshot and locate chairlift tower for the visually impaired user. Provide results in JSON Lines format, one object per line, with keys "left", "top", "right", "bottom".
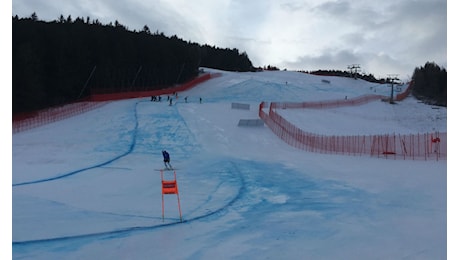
{"left": 347, "top": 64, "right": 360, "bottom": 79}
{"left": 387, "top": 74, "right": 400, "bottom": 104}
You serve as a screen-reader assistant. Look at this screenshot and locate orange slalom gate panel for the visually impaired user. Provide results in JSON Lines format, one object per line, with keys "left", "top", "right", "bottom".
{"left": 162, "top": 180, "right": 178, "bottom": 194}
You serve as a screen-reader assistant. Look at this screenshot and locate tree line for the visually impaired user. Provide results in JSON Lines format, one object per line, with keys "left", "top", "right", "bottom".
{"left": 13, "top": 14, "right": 255, "bottom": 113}
{"left": 411, "top": 62, "right": 447, "bottom": 107}
{"left": 306, "top": 69, "right": 386, "bottom": 83}
{"left": 13, "top": 13, "right": 447, "bottom": 114}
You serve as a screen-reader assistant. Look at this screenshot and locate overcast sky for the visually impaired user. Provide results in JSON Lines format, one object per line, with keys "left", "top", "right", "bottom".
{"left": 11, "top": 0, "right": 448, "bottom": 81}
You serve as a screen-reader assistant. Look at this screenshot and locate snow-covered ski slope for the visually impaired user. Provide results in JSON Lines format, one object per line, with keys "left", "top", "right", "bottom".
{"left": 12, "top": 68, "right": 447, "bottom": 259}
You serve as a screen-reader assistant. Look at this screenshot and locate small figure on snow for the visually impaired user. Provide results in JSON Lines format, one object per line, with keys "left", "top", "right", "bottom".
{"left": 162, "top": 150, "right": 173, "bottom": 169}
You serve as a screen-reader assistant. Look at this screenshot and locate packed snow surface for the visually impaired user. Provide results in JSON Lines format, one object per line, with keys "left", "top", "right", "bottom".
{"left": 12, "top": 69, "right": 447, "bottom": 259}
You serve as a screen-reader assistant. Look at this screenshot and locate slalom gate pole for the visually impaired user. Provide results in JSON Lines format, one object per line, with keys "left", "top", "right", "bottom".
{"left": 174, "top": 171, "right": 183, "bottom": 222}
{"left": 161, "top": 170, "right": 165, "bottom": 221}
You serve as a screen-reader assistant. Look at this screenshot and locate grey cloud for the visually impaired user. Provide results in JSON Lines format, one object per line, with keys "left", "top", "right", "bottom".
{"left": 285, "top": 48, "right": 361, "bottom": 70}
{"left": 280, "top": 1, "right": 310, "bottom": 12}
{"left": 283, "top": 47, "right": 416, "bottom": 79}
{"left": 11, "top": 0, "right": 446, "bottom": 79}
{"left": 315, "top": 0, "right": 351, "bottom": 17}
{"left": 340, "top": 32, "right": 368, "bottom": 47}
{"left": 314, "top": 1, "right": 388, "bottom": 31}
{"left": 305, "top": 0, "right": 446, "bottom": 76}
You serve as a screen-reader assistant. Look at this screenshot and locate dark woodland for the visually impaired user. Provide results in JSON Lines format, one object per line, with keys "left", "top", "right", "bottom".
{"left": 13, "top": 14, "right": 254, "bottom": 113}
{"left": 411, "top": 62, "right": 447, "bottom": 107}
{"left": 13, "top": 13, "right": 446, "bottom": 114}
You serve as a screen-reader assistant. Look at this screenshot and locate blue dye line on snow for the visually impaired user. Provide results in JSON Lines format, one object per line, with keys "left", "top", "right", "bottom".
{"left": 12, "top": 101, "right": 141, "bottom": 187}
{"left": 12, "top": 161, "right": 246, "bottom": 247}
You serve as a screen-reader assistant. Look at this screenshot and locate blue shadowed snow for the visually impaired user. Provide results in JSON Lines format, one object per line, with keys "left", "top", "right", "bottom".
{"left": 12, "top": 69, "right": 447, "bottom": 259}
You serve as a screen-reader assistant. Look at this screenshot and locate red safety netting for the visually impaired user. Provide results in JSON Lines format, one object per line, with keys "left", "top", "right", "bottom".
{"left": 13, "top": 73, "right": 220, "bottom": 133}
{"left": 259, "top": 94, "right": 446, "bottom": 161}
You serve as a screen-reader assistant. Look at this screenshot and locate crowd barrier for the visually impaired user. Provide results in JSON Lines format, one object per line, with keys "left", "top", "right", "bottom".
{"left": 231, "top": 102, "right": 250, "bottom": 110}
{"left": 395, "top": 81, "right": 413, "bottom": 101}
{"left": 12, "top": 101, "right": 108, "bottom": 134}
{"left": 259, "top": 95, "right": 446, "bottom": 161}
{"left": 90, "top": 72, "right": 220, "bottom": 101}
{"left": 13, "top": 73, "right": 220, "bottom": 133}
{"left": 270, "top": 94, "right": 386, "bottom": 110}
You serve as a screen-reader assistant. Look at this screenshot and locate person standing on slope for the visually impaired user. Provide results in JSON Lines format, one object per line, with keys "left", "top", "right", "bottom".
{"left": 162, "top": 150, "right": 173, "bottom": 170}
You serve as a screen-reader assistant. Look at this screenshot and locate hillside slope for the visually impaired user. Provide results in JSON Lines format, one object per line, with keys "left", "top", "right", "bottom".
{"left": 12, "top": 68, "right": 447, "bottom": 259}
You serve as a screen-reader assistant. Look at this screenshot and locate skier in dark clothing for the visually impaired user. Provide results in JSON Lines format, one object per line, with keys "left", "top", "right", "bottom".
{"left": 162, "top": 150, "right": 172, "bottom": 169}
